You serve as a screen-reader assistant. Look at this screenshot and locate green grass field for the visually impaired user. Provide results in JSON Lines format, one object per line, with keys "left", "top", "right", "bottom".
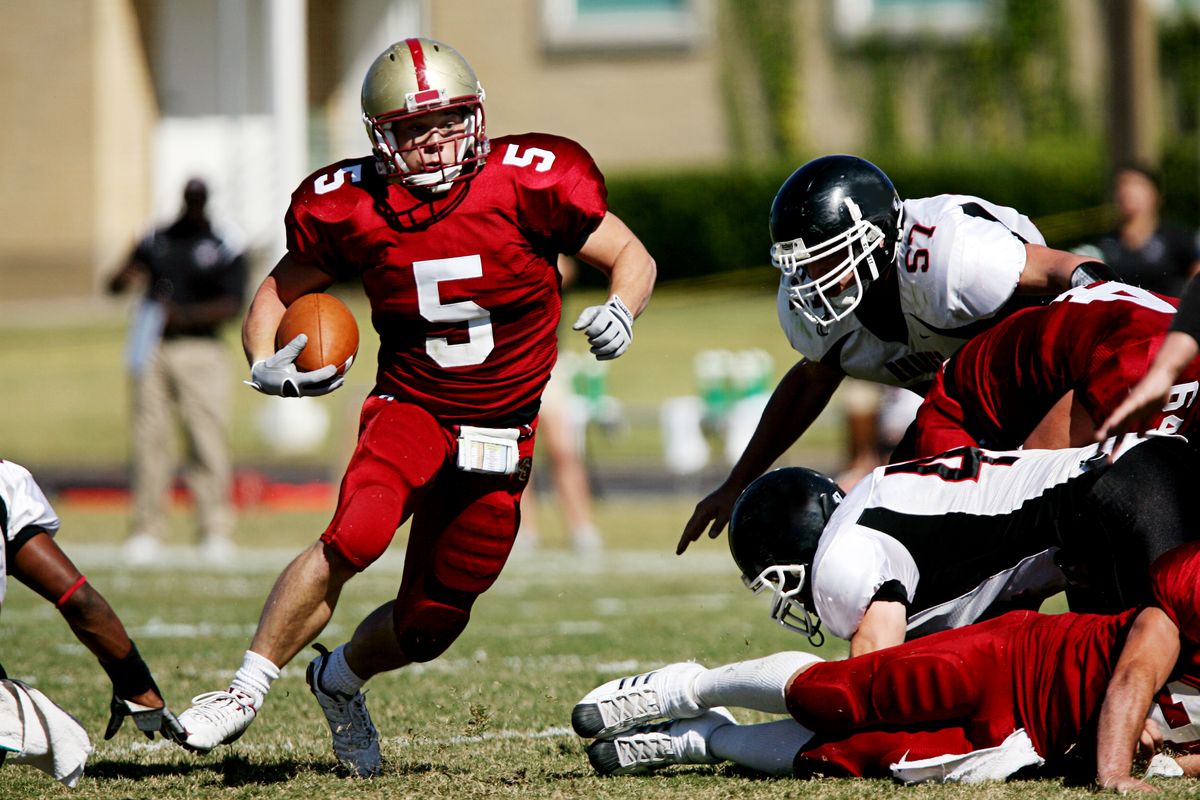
{"left": 1, "top": 283, "right": 1191, "bottom": 796}
{"left": 0, "top": 504, "right": 1137, "bottom": 800}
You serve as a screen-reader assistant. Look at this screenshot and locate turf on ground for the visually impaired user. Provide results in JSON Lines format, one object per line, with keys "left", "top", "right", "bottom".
{"left": 0, "top": 503, "right": 1186, "bottom": 800}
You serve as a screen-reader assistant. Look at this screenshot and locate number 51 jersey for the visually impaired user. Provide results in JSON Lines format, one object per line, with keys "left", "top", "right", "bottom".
{"left": 285, "top": 133, "right": 608, "bottom": 425}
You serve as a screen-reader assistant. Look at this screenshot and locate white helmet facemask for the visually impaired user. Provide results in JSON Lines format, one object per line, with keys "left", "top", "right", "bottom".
{"left": 743, "top": 563, "right": 824, "bottom": 646}
{"left": 771, "top": 197, "right": 886, "bottom": 330}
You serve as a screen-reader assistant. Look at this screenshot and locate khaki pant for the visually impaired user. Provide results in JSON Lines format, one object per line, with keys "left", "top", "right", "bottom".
{"left": 129, "top": 337, "right": 233, "bottom": 543}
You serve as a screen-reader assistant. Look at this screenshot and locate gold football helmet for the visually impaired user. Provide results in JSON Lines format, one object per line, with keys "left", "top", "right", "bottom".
{"left": 361, "top": 38, "right": 489, "bottom": 191}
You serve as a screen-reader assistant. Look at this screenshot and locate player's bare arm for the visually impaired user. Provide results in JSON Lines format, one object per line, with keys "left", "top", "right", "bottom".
{"left": 1095, "top": 606, "right": 1180, "bottom": 793}
{"left": 677, "top": 358, "right": 843, "bottom": 555}
{"left": 1017, "top": 244, "right": 1115, "bottom": 293}
{"left": 10, "top": 532, "right": 184, "bottom": 741}
{"left": 572, "top": 211, "right": 657, "bottom": 360}
{"left": 574, "top": 211, "right": 656, "bottom": 317}
{"left": 848, "top": 600, "right": 907, "bottom": 657}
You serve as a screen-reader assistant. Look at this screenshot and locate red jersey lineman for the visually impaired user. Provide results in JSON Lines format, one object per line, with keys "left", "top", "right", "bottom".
{"left": 574, "top": 541, "right": 1200, "bottom": 790}
{"left": 907, "top": 281, "right": 1200, "bottom": 458}
{"left": 178, "top": 38, "right": 657, "bottom": 776}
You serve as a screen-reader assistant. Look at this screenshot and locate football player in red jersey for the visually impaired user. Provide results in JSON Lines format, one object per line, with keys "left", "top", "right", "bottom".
{"left": 571, "top": 541, "right": 1200, "bottom": 792}
{"left": 177, "top": 38, "right": 656, "bottom": 775}
{"left": 904, "top": 282, "right": 1200, "bottom": 459}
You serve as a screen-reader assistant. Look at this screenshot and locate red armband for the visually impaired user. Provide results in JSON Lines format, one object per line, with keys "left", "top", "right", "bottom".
{"left": 56, "top": 575, "right": 88, "bottom": 607}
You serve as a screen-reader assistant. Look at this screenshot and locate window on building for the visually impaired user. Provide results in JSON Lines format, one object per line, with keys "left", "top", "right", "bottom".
{"left": 834, "top": 0, "right": 994, "bottom": 41}
{"left": 541, "top": 0, "right": 706, "bottom": 51}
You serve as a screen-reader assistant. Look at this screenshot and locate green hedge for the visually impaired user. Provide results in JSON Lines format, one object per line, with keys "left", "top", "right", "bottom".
{"left": 599, "top": 140, "right": 1199, "bottom": 285}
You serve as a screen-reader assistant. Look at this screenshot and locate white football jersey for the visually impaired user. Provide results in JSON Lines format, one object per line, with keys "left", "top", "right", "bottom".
{"left": 0, "top": 460, "right": 61, "bottom": 607}
{"left": 777, "top": 194, "right": 1046, "bottom": 387}
{"left": 810, "top": 437, "right": 1144, "bottom": 642}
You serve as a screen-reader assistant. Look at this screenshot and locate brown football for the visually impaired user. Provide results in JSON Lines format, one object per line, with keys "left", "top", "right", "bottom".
{"left": 275, "top": 293, "right": 360, "bottom": 375}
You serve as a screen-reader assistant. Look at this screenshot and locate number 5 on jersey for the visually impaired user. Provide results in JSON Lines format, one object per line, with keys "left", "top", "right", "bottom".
{"left": 414, "top": 256, "right": 494, "bottom": 368}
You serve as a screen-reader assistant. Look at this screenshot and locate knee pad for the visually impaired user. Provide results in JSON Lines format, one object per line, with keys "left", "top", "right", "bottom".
{"left": 787, "top": 662, "right": 873, "bottom": 732}
{"left": 393, "top": 597, "right": 471, "bottom": 663}
{"left": 324, "top": 483, "right": 405, "bottom": 569}
{"left": 869, "top": 651, "right": 973, "bottom": 724}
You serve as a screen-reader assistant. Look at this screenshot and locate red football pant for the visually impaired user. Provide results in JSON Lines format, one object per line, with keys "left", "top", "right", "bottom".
{"left": 321, "top": 395, "right": 535, "bottom": 661}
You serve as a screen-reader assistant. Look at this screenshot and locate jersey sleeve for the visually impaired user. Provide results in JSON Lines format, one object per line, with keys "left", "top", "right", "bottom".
{"left": 812, "top": 526, "right": 919, "bottom": 641}
{"left": 505, "top": 134, "right": 608, "bottom": 254}
{"left": 284, "top": 163, "right": 367, "bottom": 280}
{"left": 927, "top": 213, "right": 1026, "bottom": 326}
{"left": 0, "top": 460, "right": 61, "bottom": 544}
{"left": 1150, "top": 541, "right": 1200, "bottom": 643}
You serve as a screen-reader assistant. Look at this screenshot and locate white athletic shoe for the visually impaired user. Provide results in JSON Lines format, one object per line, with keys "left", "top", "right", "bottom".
{"left": 571, "top": 662, "right": 705, "bottom": 739}
{"left": 586, "top": 708, "right": 737, "bottom": 775}
{"left": 307, "top": 645, "right": 382, "bottom": 777}
{"left": 178, "top": 688, "right": 258, "bottom": 753}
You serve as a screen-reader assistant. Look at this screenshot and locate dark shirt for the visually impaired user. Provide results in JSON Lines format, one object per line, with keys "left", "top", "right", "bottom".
{"left": 1094, "top": 223, "right": 1199, "bottom": 297}
{"left": 132, "top": 218, "right": 247, "bottom": 338}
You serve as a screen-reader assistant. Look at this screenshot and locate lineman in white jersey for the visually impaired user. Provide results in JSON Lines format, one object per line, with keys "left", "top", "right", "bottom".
{"left": 0, "top": 457, "right": 185, "bottom": 784}
{"left": 679, "top": 154, "right": 1117, "bottom": 556}
{"left": 726, "top": 433, "right": 1200, "bottom": 657}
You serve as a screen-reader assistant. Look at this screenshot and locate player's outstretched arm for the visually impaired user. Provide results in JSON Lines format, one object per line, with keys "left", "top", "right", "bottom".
{"left": 1017, "top": 245, "right": 1118, "bottom": 293}
{"left": 1095, "top": 606, "right": 1180, "bottom": 793}
{"left": 677, "top": 359, "right": 844, "bottom": 555}
{"left": 9, "top": 533, "right": 185, "bottom": 743}
{"left": 572, "top": 212, "right": 656, "bottom": 360}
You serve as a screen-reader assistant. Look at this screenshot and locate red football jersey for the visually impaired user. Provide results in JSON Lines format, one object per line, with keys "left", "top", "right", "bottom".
{"left": 912, "top": 282, "right": 1196, "bottom": 455}
{"left": 791, "top": 542, "right": 1200, "bottom": 776}
{"left": 285, "top": 133, "right": 608, "bottom": 424}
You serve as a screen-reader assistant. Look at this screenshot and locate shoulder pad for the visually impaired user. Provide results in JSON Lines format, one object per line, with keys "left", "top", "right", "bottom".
{"left": 292, "top": 158, "right": 382, "bottom": 223}
{"left": 488, "top": 133, "right": 595, "bottom": 185}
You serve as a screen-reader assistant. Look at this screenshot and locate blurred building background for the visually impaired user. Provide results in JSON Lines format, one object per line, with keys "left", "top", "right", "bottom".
{"left": 2, "top": 0, "right": 1198, "bottom": 303}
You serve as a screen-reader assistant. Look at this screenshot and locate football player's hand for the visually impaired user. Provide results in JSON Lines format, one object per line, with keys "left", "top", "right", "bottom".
{"left": 1097, "top": 774, "right": 1157, "bottom": 794}
{"left": 246, "top": 334, "right": 343, "bottom": 397}
{"left": 1095, "top": 369, "right": 1173, "bottom": 443}
{"left": 573, "top": 296, "right": 633, "bottom": 361}
{"left": 677, "top": 482, "right": 742, "bottom": 555}
{"left": 104, "top": 694, "right": 187, "bottom": 743}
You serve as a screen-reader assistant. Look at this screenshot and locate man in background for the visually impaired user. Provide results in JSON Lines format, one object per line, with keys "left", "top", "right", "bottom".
{"left": 107, "top": 178, "right": 247, "bottom": 564}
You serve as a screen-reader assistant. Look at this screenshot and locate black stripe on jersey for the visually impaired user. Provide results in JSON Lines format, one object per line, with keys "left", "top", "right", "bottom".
{"left": 959, "top": 202, "right": 1030, "bottom": 245}
{"left": 852, "top": 263, "right": 908, "bottom": 344}
{"left": 856, "top": 467, "right": 1103, "bottom": 612}
{"left": 0, "top": 495, "right": 6, "bottom": 539}
{"left": 918, "top": 284, "right": 1054, "bottom": 339}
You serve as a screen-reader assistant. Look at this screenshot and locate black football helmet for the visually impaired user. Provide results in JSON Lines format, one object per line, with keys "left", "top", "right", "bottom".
{"left": 728, "top": 467, "right": 844, "bottom": 644}
{"left": 769, "top": 155, "right": 903, "bottom": 329}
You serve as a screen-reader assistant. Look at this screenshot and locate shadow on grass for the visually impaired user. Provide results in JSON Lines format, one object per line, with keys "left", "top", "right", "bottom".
{"left": 86, "top": 754, "right": 307, "bottom": 786}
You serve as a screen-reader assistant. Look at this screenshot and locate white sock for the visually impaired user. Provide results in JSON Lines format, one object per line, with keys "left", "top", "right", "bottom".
{"left": 318, "top": 644, "right": 365, "bottom": 697}
{"left": 710, "top": 719, "right": 815, "bottom": 776}
{"left": 693, "top": 651, "right": 823, "bottom": 714}
{"left": 230, "top": 650, "right": 280, "bottom": 706}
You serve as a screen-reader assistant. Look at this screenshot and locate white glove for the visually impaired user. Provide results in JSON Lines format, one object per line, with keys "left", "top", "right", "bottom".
{"left": 572, "top": 296, "right": 634, "bottom": 361}
{"left": 245, "top": 334, "right": 343, "bottom": 397}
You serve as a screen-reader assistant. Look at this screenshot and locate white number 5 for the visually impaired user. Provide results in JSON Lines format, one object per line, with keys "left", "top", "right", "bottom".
{"left": 414, "top": 256, "right": 494, "bottom": 368}
{"left": 502, "top": 143, "right": 555, "bottom": 172}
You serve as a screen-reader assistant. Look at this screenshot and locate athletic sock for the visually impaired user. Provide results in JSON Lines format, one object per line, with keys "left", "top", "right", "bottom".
{"left": 693, "top": 651, "right": 822, "bottom": 714}
{"left": 710, "top": 718, "right": 815, "bottom": 776}
{"left": 318, "top": 643, "right": 366, "bottom": 697}
{"left": 230, "top": 650, "right": 280, "bottom": 707}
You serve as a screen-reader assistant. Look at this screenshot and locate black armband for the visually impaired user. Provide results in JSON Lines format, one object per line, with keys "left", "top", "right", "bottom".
{"left": 1171, "top": 277, "right": 1200, "bottom": 344}
{"left": 1069, "top": 260, "right": 1119, "bottom": 289}
{"left": 99, "top": 640, "right": 159, "bottom": 700}
{"left": 871, "top": 579, "right": 911, "bottom": 607}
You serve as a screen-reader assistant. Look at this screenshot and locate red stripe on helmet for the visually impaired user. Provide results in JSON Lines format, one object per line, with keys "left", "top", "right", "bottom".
{"left": 405, "top": 38, "right": 429, "bottom": 91}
